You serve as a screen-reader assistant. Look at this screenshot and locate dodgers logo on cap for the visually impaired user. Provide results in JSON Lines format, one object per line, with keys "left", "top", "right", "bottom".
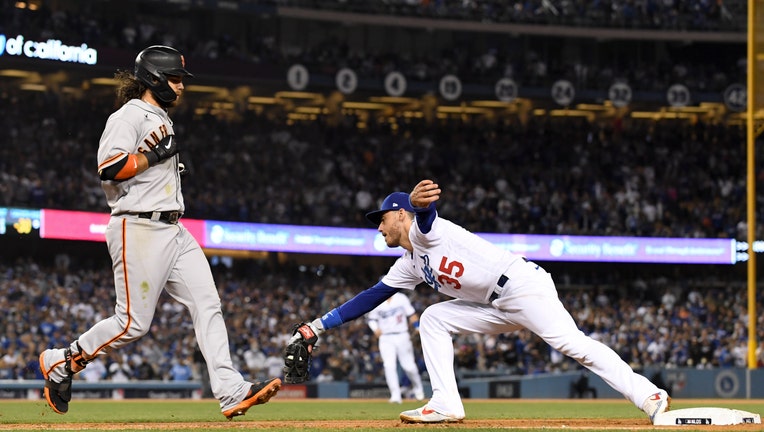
{"left": 365, "top": 192, "right": 415, "bottom": 225}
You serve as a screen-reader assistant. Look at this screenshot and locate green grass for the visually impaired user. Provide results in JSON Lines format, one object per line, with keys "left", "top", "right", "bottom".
{"left": 0, "top": 398, "right": 762, "bottom": 431}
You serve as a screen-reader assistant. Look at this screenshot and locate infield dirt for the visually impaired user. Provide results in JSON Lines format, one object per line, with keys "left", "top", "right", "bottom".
{"left": 3, "top": 418, "right": 764, "bottom": 431}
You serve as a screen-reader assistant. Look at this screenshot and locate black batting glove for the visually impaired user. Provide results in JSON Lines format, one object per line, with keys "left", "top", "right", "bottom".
{"left": 145, "top": 134, "right": 178, "bottom": 166}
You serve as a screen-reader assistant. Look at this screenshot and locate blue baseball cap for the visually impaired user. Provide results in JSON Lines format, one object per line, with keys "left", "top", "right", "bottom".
{"left": 365, "top": 192, "right": 415, "bottom": 225}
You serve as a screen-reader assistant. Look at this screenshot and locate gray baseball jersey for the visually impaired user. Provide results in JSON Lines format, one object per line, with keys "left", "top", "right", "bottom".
{"left": 97, "top": 99, "right": 184, "bottom": 215}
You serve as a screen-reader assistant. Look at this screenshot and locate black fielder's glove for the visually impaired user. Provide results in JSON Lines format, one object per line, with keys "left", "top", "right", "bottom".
{"left": 145, "top": 134, "right": 178, "bottom": 166}
{"left": 283, "top": 322, "right": 321, "bottom": 384}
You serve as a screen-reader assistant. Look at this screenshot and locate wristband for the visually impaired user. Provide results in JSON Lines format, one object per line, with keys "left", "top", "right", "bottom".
{"left": 310, "top": 318, "right": 325, "bottom": 332}
{"left": 144, "top": 150, "right": 159, "bottom": 166}
{"left": 320, "top": 308, "right": 344, "bottom": 330}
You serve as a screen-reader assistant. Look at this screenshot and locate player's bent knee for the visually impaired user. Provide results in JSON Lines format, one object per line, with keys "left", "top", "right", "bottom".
{"left": 418, "top": 308, "right": 438, "bottom": 328}
{"left": 124, "top": 320, "right": 152, "bottom": 339}
{"left": 419, "top": 306, "right": 452, "bottom": 334}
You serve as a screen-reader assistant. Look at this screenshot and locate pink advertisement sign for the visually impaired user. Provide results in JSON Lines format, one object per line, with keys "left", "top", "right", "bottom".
{"left": 40, "top": 209, "right": 205, "bottom": 245}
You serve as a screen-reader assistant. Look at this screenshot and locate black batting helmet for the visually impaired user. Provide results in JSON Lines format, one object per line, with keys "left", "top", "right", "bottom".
{"left": 134, "top": 45, "right": 193, "bottom": 104}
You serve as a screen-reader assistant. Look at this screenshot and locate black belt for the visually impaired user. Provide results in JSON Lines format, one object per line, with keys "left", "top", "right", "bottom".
{"left": 489, "top": 275, "right": 508, "bottom": 302}
{"left": 489, "top": 258, "right": 532, "bottom": 302}
{"left": 138, "top": 211, "right": 181, "bottom": 224}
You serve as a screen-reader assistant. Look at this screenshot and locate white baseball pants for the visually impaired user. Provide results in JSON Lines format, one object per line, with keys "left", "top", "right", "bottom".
{"left": 379, "top": 332, "right": 424, "bottom": 401}
{"left": 419, "top": 259, "right": 659, "bottom": 418}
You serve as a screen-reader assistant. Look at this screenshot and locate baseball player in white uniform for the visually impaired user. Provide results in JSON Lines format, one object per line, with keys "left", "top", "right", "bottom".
{"left": 289, "top": 179, "right": 670, "bottom": 424}
{"left": 38, "top": 45, "right": 280, "bottom": 419}
{"left": 366, "top": 292, "right": 425, "bottom": 403}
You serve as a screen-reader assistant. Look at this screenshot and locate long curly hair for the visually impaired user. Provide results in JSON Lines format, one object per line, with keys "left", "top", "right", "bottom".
{"left": 114, "top": 70, "right": 147, "bottom": 105}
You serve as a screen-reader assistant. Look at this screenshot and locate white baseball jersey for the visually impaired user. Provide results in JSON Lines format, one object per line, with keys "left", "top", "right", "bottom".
{"left": 367, "top": 292, "right": 416, "bottom": 335}
{"left": 378, "top": 214, "right": 660, "bottom": 419}
{"left": 382, "top": 217, "right": 521, "bottom": 302}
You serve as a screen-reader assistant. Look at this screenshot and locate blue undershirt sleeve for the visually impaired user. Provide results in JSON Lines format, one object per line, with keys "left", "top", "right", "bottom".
{"left": 411, "top": 201, "right": 437, "bottom": 234}
{"left": 319, "top": 281, "right": 400, "bottom": 330}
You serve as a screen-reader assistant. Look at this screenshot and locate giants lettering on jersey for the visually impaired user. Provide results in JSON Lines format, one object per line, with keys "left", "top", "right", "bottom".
{"left": 143, "top": 124, "right": 170, "bottom": 151}
{"left": 419, "top": 254, "right": 441, "bottom": 291}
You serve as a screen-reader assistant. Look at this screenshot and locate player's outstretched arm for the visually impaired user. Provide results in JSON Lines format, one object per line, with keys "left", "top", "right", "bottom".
{"left": 283, "top": 282, "right": 399, "bottom": 382}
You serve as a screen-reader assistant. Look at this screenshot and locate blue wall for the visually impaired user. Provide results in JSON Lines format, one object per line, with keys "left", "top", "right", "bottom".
{"left": 5, "top": 368, "right": 763, "bottom": 400}
{"left": 458, "top": 368, "right": 764, "bottom": 399}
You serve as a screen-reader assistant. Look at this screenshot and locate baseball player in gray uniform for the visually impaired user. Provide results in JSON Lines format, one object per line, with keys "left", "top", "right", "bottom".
{"left": 289, "top": 179, "right": 670, "bottom": 424}
{"left": 366, "top": 292, "right": 425, "bottom": 403}
{"left": 38, "top": 45, "right": 280, "bottom": 419}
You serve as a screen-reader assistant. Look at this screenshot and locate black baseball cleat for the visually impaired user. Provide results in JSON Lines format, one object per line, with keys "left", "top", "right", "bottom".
{"left": 39, "top": 349, "right": 73, "bottom": 414}
{"left": 222, "top": 378, "right": 282, "bottom": 419}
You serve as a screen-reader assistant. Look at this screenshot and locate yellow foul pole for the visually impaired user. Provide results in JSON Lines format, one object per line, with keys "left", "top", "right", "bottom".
{"left": 747, "top": 0, "right": 760, "bottom": 369}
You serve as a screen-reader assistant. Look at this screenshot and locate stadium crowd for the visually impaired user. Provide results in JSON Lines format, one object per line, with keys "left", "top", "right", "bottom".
{"left": 1, "top": 257, "right": 762, "bottom": 386}
{"left": 1, "top": 0, "right": 761, "bottom": 395}
{"left": 0, "top": 90, "right": 757, "bottom": 240}
{"left": 0, "top": 0, "right": 745, "bottom": 93}
{"left": 277, "top": 0, "right": 745, "bottom": 31}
